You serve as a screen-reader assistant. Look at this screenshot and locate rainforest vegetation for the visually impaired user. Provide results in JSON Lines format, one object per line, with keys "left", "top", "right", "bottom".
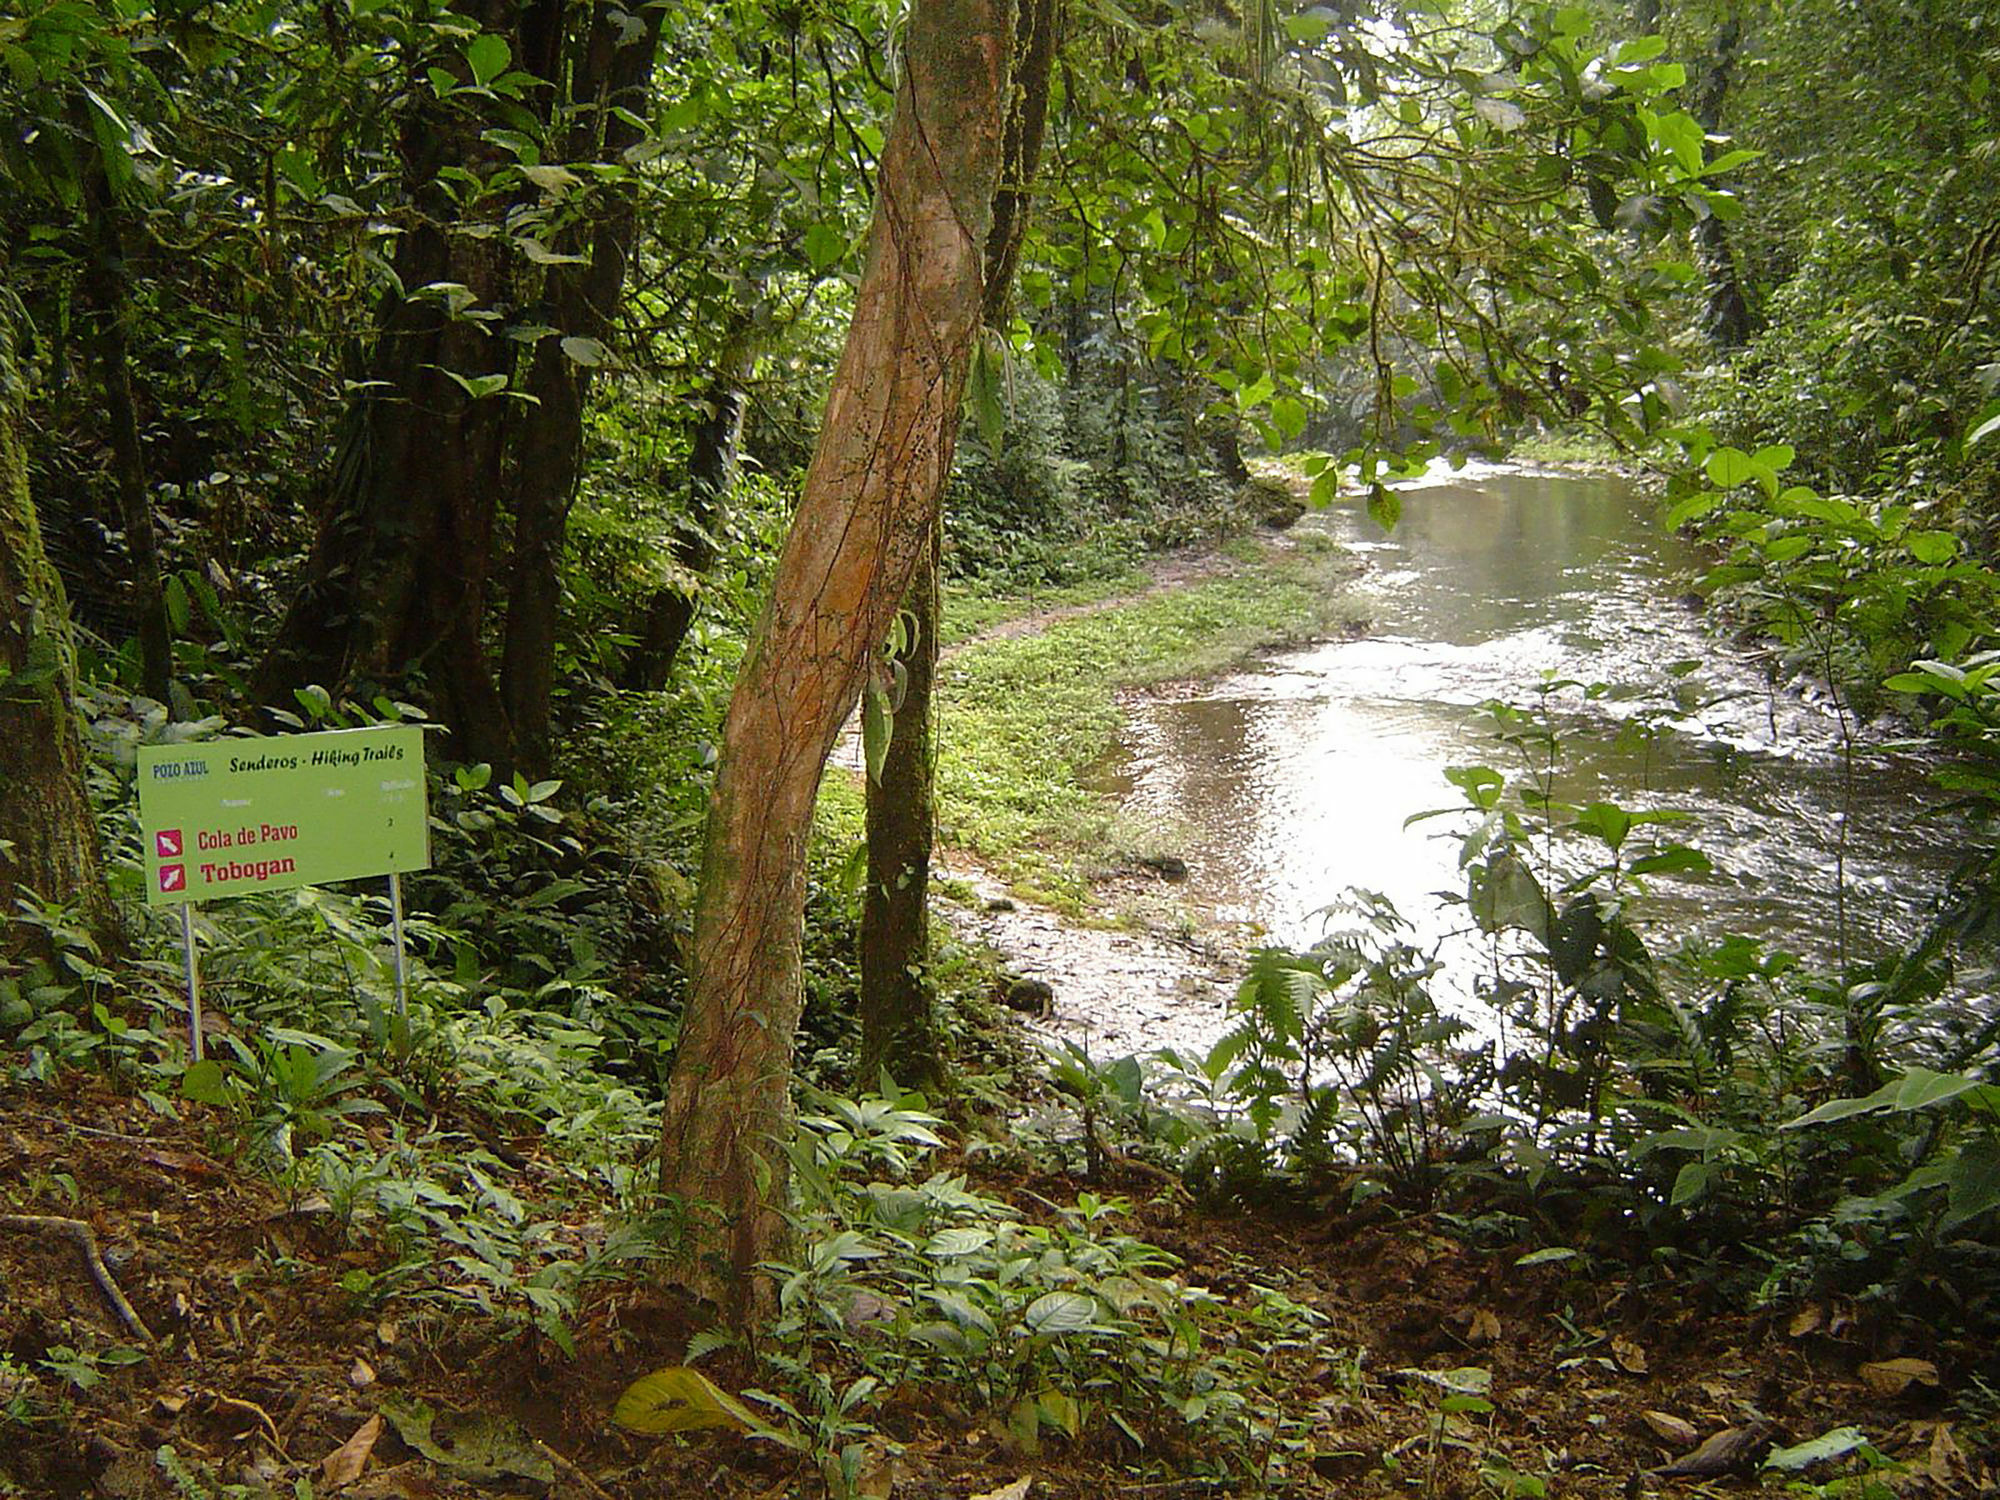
{"left": 1, "top": 0, "right": 1998, "bottom": 1495}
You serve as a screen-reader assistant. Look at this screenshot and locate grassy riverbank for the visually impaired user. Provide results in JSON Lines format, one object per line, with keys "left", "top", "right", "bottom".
{"left": 932, "top": 532, "right": 1361, "bottom": 907}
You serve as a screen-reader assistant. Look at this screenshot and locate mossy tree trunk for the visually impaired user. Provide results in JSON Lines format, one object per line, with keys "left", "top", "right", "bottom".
{"left": 656, "top": 0, "right": 1015, "bottom": 1324}
{"left": 857, "top": 0, "right": 1055, "bottom": 1093}
{"left": 0, "top": 322, "right": 115, "bottom": 952}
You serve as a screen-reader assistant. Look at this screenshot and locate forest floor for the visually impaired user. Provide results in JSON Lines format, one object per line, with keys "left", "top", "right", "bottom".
{"left": 1, "top": 1076, "right": 1990, "bottom": 1500}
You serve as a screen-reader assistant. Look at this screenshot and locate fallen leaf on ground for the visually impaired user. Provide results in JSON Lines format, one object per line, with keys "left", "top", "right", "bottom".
{"left": 1859, "top": 1357, "right": 1939, "bottom": 1397}
{"left": 1612, "top": 1335, "right": 1650, "bottom": 1375}
{"left": 1642, "top": 1411, "right": 1699, "bottom": 1447}
{"left": 1651, "top": 1422, "right": 1775, "bottom": 1479}
{"left": 1929, "top": 1423, "right": 1970, "bottom": 1487}
{"left": 321, "top": 1414, "right": 381, "bottom": 1490}
{"left": 1467, "top": 1308, "right": 1501, "bottom": 1343}
{"left": 970, "top": 1481, "right": 1031, "bottom": 1500}
{"left": 1788, "top": 1305, "right": 1823, "bottom": 1338}
{"left": 349, "top": 1357, "right": 375, "bottom": 1389}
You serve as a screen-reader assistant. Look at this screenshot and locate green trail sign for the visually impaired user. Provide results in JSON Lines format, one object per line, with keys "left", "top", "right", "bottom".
{"left": 136, "top": 726, "right": 428, "bottom": 906}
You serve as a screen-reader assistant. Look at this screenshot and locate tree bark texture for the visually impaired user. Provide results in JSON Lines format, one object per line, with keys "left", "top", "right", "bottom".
{"left": 856, "top": 0, "right": 1055, "bottom": 1090}
{"left": 0, "top": 322, "right": 115, "bottom": 952}
{"left": 656, "top": 0, "right": 1015, "bottom": 1324}
{"left": 859, "top": 517, "right": 944, "bottom": 1092}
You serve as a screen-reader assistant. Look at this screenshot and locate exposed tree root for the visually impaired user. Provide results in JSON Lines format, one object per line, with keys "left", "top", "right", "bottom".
{"left": 0, "top": 1213, "right": 156, "bottom": 1344}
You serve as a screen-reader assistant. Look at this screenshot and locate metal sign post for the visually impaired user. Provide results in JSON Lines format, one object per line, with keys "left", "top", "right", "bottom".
{"left": 388, "top": 871, "right": 409, "bottom": 1017}
{"left": 178, "top": 901, "right": 203, "bottom": 1062}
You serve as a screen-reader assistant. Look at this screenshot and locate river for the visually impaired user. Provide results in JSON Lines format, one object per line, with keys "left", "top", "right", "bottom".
{"left": 1038, "top": 461, "right": 1959, "bottom": 1055}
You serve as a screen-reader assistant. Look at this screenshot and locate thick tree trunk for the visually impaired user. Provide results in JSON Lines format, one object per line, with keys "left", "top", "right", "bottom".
{"left": 256, "top": 0, "right": 662, "bottom": 775}
{"left": 0, "top": 323, "right": 115, "bottom": 952}
{"left": 1689, "top": 12, "right": 1754, "bottom": 349}
{"left": 859, "top": 518, "right": 944, "bottom": 1092}
{"left": 656, "top": 0, "right": 1014, "bottom": 1324}
{"left": 78, "top": 135, "right": 174, "bottom": 705}
{"left": 857, "top": 0, "right": 1055, "bottom": 1090}
{"left": 251, "top": 162, "right": 516, "bottom": 765}
{"left": 621, "top": 322, "right": 758, "bottom": 692}
{"left": 499, "top": 0, "right": 668, "bottom": 774}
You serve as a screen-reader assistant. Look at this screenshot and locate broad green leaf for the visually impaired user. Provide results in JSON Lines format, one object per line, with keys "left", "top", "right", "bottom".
{"left": 1664, "top": 490, "right": 1722, "bottom": 529}
{"left": 1786, "top": 1067, "right": 1984, "bottom": 1127}
{"left": 465, "top": 33, "right": 510, "bottom": 87}
{"left": 164, "top": 574, "right": 190, "bottom": 634}
{"left": 1942, "top": 1135, "right": 2000, "bottom": 1229}
{"left": 1367, "top": 482, "right": 1401, "bottom": 533}
{"left": 560, "top": 336, "right": 610, "bottom": 368}
{"left": 966, "top": 337, "right": 1006, "bottom": 450}
{"left": 1513, "top": 1247, "right": 1577, "bottom": 1267}
{"left": 1627, "top": 846, "right": 1711, "bottom": 876}
{"left": 802, "top": 222, "right": 846, "bottom": 272}
{"left": 1906, "top": 530, "right": 1959, "bottom": 565}
{"left": 862, "top": 676, "right": 891, "bottom": 786}
{"left": 181, "top": 1059, "right": 231, "bottom": 1104}
{"left": 1669, "top": 1160, "right": 1712, "bottom": 1206}
{"left": 1704, "top": 447, "right": 1758, "bottom": 489}
{"left": 1023, "top": 1290, "right": 1097, "bottom": 1334}
{"left": 924, "top": 1227, "right": 994, "bottom": 1256}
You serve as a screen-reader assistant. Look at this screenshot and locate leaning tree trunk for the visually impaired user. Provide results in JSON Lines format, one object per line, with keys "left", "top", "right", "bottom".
{"left": 656, "top": 0, "right": 1014, "bottom": 1325}
{"left": 0, "top": 320, "right": 115, "bottom": 953}
{"left": 857, "top": 0, "right": 1055, "bottom": 1092}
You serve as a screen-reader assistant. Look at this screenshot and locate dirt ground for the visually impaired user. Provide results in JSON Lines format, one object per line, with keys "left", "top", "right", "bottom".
{"left": 3, "top": 1077, "right": 1994, "bottom": 1500}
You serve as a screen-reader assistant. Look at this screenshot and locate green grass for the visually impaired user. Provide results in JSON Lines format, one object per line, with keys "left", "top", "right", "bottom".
{"left": 939, "top": 565, "right": 1151, "bottom": 647}
{"left": 932, "top": 540, "right": 1360, "bottom": 904}
{"left": 1506, "top": 428, "right": 1629, "bottom": 466}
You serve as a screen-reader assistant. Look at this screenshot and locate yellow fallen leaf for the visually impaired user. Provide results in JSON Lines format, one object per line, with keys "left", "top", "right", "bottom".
{"left": 1612, "top": 1335, "right": 1650, "bottom": 1375}
{"left": 1787, "top": 1306, "right": 1823, "bottom": 1338}
{"left": 1859, "top": 1357, "right": 1939, "bottom": 1397}
{"left": 612, "top": 1366, "right": 797, "bottom": 1446}
{"left": 320, "top": 1414, "right": 381, "bottom": 1490}
{"left": 1468, "top": 1308, "right": 1501, "bottom": 1344}
{"left": 970, "top": 1480, "right": 1032, "bottom": 1500}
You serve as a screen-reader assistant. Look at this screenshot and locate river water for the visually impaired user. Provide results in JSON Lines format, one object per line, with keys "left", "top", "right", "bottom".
{"left": 1097, "top": 462, "right": 1954, "bottom": 1012}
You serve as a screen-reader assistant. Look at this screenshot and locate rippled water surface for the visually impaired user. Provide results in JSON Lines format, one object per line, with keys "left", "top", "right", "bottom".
{"left": 1101, "top": 464, "right": 1953, "bottom": 974}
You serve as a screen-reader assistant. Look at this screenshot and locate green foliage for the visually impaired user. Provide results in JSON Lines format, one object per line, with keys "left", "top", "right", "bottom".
{"left": 745, "top": 1087, "right": 1319, "bottom": 1481}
